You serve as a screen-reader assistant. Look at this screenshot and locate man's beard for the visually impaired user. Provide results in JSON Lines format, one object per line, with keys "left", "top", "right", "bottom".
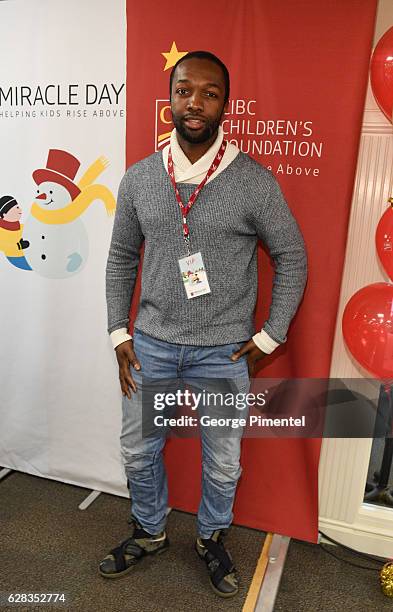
{"left": 172, "top": 112, "right": 222, "bottom": 144}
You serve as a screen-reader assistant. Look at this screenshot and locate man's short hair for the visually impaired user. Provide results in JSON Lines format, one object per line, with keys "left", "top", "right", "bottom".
{"left": 169, "top": 51, "right": 230, "bottom": 103}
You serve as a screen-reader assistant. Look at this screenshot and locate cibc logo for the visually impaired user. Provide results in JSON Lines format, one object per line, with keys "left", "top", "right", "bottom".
{"left": 155, "top": 100, "right": 173, "bottom": 151}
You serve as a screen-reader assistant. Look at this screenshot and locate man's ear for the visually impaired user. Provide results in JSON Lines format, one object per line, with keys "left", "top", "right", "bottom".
{"left": 220, "top": 100, "right": 229, "bottom": 122}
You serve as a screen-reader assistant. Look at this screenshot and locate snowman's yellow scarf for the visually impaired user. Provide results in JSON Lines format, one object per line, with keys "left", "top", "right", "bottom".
{"left": 30, "top": 157, "right": 116, "bottom": 225}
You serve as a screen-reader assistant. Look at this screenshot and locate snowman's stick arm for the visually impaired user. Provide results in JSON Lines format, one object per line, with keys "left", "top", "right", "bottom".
{"left": 77, "top": 156, "right": 109, "bottom": 190}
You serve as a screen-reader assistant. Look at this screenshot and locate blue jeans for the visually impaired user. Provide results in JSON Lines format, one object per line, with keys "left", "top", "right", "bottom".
{"left": 120, "top": 328, "right": 250, "bottom": 539}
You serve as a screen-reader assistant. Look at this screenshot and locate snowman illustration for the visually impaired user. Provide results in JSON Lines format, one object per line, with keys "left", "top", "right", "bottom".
{"left": 24, "top": 149, "right": 115, "bottom": 279}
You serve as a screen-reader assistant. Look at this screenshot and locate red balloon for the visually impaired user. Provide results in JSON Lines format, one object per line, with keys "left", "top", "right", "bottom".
{"left": 376, "top": 203, "right": 393, "bottom": 280}
{"left": 370, "top": 26, "right": 393, "bottom": 122}
{"left": 342, "top": 283, "right": 393, "bottom": 379}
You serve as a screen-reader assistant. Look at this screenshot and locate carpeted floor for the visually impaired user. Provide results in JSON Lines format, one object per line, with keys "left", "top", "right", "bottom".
{"left": 0, "top": 472, "right": 264, "bottom": 611}
{"left": 0, "top": 472, "right": 391, "bottom": 611}
{"left": 275, "top": 539, "right": 391, "bottom": 612}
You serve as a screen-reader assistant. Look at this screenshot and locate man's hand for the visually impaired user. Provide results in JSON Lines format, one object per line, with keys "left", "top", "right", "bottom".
{"left": 115, "top": 339, "right": 141, "bottom": 399}
{"left": 230, "top": 339, "right": 266, "bottom": 377}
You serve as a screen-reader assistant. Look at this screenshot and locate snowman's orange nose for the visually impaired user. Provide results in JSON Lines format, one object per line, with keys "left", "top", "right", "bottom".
{"left": 36, "top": 193, "right": 47, "bottom": 200}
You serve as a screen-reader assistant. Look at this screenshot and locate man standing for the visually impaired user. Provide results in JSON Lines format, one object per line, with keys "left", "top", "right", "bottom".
{"left": 101, "top": 51, "right": 307, "bottom": 598}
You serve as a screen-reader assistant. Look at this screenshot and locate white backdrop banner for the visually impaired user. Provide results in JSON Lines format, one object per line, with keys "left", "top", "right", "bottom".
{"left": 0, "top": 0, "right": 128, "bottom": 496}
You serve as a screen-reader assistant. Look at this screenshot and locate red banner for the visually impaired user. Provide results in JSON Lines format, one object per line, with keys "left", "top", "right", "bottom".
{"left": 126, "top": 0, "right": 377, "bottom": 541}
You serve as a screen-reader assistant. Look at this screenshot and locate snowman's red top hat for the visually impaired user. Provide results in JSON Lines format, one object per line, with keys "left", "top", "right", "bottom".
{"left": 33, "top": 149, "right": 81, "bottom": 201}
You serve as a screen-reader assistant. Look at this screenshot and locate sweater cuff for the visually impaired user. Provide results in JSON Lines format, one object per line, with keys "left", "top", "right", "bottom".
{"left": 110, "top": 327, "right": 132, "bottom": 350}
{"left": 252, "top": 329, "right": 280, "bottom": 355}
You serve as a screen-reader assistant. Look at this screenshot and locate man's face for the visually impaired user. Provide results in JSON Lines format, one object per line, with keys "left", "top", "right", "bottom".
{"left": 171, "top": 58, "right": 228, "bottom": 144}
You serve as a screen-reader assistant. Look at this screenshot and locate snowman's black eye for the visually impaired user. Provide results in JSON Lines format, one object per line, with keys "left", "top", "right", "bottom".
{"left": 37, "top": 189, "right": 39, "bottom": 193}
{"left": 49, "top": 190, "right": 53, "bottom": 194}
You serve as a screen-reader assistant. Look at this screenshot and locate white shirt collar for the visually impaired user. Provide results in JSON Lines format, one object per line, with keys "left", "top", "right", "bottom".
{"left": 169, "top": 126, "right": 224, "bottom": 182}
{"left": 162, "top": 125, "right": 239, "bottom": 185}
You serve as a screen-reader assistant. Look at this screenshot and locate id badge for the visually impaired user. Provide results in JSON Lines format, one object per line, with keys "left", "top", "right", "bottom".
{"left": 178, "top": 251, "right": 211, "bottom": 299}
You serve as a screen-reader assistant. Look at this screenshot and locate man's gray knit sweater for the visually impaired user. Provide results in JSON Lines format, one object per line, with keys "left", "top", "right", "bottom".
{"left": 106, "top": 151, "right": 307, "bottom": 346}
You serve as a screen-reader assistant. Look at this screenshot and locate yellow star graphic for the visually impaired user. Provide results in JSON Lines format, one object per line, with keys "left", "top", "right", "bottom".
{"left": 161, "top": 41, "right": 188, "bottom": 71}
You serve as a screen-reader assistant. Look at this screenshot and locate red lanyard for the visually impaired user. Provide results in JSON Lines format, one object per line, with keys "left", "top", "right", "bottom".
{"left": 167, "top": 140, "right": 227, "bottom": 253}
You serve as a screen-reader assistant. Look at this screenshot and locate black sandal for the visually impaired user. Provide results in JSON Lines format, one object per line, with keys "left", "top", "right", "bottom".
{"left": 195, "top": 530, "right": 239, "bottom": 597}
{"left": 99, "top": 519, "right": 169, "bottom": 579}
